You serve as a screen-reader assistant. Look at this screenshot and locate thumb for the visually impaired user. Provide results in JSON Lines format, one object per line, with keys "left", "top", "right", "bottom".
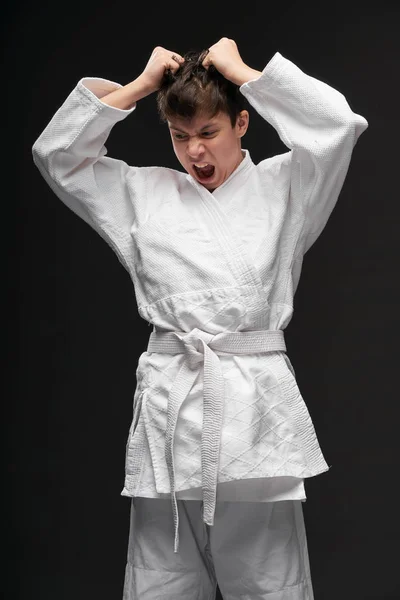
{"left": 201, "top": 49, "right": 211, "bottom": 70}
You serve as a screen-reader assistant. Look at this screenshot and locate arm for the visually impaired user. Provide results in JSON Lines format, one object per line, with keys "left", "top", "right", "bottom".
{"left": 239, "top": 52, "right": 368, "bottom": 255}
{"left": 31, "top": 46, "right": 186, "bottom": 272}
{"left": 31, "top": 76, "right": 141, "bottom": 272}
{"left": 100, "top": 73, "right": 154, "bottom": 110}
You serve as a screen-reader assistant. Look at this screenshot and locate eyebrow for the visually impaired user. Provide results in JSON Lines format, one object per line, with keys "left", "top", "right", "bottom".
{"left": 169, "top": 122, "right": 217, "bottom": 133}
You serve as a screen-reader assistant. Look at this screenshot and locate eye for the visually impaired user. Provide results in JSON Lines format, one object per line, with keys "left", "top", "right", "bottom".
{"left": 172, "top": 130, "right": 216, "bottom": 141}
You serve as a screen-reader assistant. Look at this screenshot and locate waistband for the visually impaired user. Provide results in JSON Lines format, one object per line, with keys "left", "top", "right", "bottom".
{"left": 146, "top": 328, "right": 286, "bottom": 553}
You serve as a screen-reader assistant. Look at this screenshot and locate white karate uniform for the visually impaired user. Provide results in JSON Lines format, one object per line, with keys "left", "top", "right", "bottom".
{"left": 124, "top": 497, "right": 313, "bottom": 600}
{"left": 32, "top": 51, "right": 368, "bottom": 598}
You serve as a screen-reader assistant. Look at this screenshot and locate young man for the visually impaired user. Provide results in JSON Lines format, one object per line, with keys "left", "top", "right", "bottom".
{"left": 32, "top": 37, "right": 368, "bottom": 599}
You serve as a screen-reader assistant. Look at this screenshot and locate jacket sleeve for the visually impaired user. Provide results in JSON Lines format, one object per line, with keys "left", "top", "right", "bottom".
{"left": 239, "top": 52, "right": 368, "bottom": 256}
{"left": 32, "top": 77, "right": 142, "bottom": 273}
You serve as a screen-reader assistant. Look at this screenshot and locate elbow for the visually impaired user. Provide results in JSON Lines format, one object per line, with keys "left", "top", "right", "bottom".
{"left": 353, "top": 113, "right": 369, "bottom": 144}
{"left": 342, "top": 110, "right": 368, "bottom": 147}
{"left": 31, "top": 138, "right": 39, "bottom": 159}
{"left": 32, "top": 136, "right": 48, "bottom": 166}
{"left": 32, "top": 141, "right": 44, "bottom": 169}
{"left": 331, "top": 113, "right": 368, "bottom": 153}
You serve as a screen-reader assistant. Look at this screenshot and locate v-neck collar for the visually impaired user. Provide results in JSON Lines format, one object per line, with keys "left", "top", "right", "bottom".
{"left": 185, "top": 148, "right": 254, "bottom": 198}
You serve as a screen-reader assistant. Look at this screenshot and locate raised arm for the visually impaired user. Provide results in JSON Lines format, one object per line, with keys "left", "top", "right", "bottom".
{"left": 201, "top": 38, "right": 368, "bottom": 256}
{"left": 31, "top": 46, "right": 185, "bottom": 272}
{"left": 238, "top": 51, "right": 368, "bottom": 255}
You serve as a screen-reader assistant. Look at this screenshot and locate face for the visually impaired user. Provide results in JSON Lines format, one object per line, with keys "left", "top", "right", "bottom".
{"left": 167, "top": 110, "right": 249, "bottom": 192}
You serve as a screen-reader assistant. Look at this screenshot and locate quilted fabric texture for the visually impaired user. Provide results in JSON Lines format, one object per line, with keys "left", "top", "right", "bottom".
{"left": 32, "top": 52, "right": 368, "bottom": 510}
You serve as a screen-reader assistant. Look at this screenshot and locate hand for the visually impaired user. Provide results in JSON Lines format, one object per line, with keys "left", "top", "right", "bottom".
{"left": 140, "top": 46, "right": 185, "bottom": 93}
{"left": 201, "top": 38, "right": 248, "bottom": 84}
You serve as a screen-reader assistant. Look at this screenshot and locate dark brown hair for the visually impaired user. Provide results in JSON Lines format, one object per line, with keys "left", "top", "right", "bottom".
{"left": 156, "top": 49, "right": 249, "bottom": 128}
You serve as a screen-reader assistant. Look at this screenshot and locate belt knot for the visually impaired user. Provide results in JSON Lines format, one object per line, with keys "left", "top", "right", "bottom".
{"left": 173, "top": 328, "right": 215, "bottom": 369}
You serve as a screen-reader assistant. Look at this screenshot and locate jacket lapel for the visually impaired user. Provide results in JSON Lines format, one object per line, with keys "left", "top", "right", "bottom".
{"left": 186, "top": 150, "right": 270, "bottom": 323}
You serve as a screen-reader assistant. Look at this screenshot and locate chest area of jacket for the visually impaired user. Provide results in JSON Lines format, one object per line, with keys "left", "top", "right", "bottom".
{"left": 131, "top": 183, "right": 290, "bottom": 265}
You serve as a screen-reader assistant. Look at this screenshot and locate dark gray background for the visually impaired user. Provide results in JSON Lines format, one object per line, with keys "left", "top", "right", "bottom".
{"left": 6, "top": 1, "right": 400, "bottom": 598}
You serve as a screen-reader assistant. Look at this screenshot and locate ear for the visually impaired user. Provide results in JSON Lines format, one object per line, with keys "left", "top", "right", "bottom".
{"left": 236, "top": 110, "right": 249, "bottom": 138}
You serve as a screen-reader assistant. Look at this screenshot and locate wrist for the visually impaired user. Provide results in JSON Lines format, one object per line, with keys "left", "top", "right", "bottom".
{"left": 134, "top": 73, "right": 157, "bottom": 96}
{"left": 231, "top": 65, "right": 263, "bottom": 87}
{"left": 101, "top": 74, "right": 155, "bottom": 110}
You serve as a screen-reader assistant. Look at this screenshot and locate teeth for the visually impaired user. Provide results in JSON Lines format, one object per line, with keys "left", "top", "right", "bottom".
{"left": 194, "top": 163, "right": 210, "bottom": 168}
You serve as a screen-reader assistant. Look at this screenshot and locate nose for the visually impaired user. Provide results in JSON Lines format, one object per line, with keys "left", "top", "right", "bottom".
{"left": 186, "top": 136, "right": 205, "bottom": 159}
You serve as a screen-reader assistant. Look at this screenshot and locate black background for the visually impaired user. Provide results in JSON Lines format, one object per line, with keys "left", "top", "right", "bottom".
{"left": 5, "top": 1, "right": 400, "bottom": 599}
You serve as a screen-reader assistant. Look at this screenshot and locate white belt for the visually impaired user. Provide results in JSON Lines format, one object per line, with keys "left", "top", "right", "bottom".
{"left": 147, "top": 328, "right": 286, "bottom": 553}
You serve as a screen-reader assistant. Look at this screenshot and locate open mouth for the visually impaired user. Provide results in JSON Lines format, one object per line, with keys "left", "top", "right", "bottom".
{"left": 193, "top": 163, "right": 215, "bottom": 181}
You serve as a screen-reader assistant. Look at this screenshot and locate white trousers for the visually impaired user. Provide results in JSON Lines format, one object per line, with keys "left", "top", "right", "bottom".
{"left": 122, "top": 498, "right": 314, "bottom": 600}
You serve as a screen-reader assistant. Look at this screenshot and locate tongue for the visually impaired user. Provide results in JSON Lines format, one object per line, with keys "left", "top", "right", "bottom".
{"left": 197, "top": 165, "right": 214, "bottom": 178}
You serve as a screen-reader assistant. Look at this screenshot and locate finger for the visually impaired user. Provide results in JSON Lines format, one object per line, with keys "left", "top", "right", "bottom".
{"left": 169, "top": 53, "right": 185, "bottom": 72}
{"left": 167, "top": 59, "right": 181, "bottom": 75}
{"left": 170, "top": 52, "right": 185, "bottom": 64}
{"left": 202, "top": 56, "right": 211, "bottom": 70}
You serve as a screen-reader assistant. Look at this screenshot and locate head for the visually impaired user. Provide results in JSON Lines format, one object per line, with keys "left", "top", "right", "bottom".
{"left": 156, "top": 49, "right": 250, "bottom": 192}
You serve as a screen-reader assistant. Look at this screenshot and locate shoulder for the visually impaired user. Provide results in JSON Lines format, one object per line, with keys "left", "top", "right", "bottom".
{"left": 133, "top": 165, "right": 187, "bottom": 190}
{"left": 124, "top": 164, "right": 187, "bottom": 195}
{"left": 256, "top": 150, "right": 292, "bottom": 174}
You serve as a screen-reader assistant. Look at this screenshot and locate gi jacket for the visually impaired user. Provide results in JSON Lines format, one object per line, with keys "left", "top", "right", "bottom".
{"left": 32, "top": 52, "right": 368, "bottom": 507}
